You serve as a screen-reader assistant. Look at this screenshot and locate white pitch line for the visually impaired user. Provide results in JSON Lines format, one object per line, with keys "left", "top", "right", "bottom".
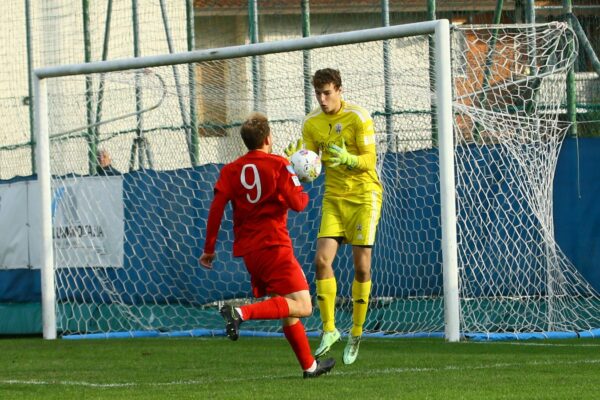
{"left": 1, "top": 358, "right": 599, "bottom": 388}
{"left": 475, "top": 341, "right": 600, "bottom": 348}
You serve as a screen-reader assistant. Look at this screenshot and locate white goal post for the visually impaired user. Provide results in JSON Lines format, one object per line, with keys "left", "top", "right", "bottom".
{"left": 33, "top": 19, "right": 599, "bottom": 342}
{"left": 34, "top": 20, "right": 458, "bottom": 341}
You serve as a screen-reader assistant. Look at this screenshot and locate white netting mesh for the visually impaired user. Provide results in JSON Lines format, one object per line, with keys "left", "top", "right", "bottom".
{"left": 38, "top": 22, "right": 600, "bottom": 337}
{"left": 452, "top": 24, "right": 600, "bottom": 334}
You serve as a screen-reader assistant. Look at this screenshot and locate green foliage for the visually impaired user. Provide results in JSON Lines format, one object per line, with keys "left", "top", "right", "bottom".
{"left": 0, "top": 337, "right": 599, "bottom": 399}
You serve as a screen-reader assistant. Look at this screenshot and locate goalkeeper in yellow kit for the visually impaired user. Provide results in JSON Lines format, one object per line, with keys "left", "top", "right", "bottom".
{"left": 286, "top": 68, "right": 383, "bottom": 365}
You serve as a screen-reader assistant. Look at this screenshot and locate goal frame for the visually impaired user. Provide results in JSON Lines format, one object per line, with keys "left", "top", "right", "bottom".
{"left": 33, "top": 20, "right": 458, "bottom": 341}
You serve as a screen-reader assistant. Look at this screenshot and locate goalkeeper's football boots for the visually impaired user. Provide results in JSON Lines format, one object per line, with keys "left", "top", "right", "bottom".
{"left": 303, "top": 357, "right": 336, "bottom": 379}
{"left": 219, "top": 305, "right": 242, "bottom": 341}
{"left": 314, "top": 328, "right": 341, "bottom": 358}
{"left": 342, "top": 335, "right": 361, "bottom": 365}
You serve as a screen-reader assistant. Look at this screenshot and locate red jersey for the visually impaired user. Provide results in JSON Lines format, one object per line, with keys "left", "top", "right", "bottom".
{"left": 203, "top": 150, "right": 308, "bottom": 257}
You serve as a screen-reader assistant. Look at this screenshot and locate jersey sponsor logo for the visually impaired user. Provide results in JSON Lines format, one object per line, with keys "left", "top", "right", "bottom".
{"left": 286, "top": 165, "right": 297, "bottom": 175}
{"left": 292, "top": 175, "right": 301, "bottom": 186}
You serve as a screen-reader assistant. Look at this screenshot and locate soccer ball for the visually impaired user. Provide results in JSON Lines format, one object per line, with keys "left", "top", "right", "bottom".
{"left": 290, "top": 149, "right": 322, "bottom": 183}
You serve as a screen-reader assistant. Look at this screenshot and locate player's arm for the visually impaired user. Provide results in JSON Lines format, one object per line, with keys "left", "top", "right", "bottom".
{"left": 329, "top": 118, "right": 376, "bottom": 171}
{"left": 353, "top": 116, "right": 377, "bottom": 170}
{"left": 199, "top": 187, "right": 229, "bottom": 269}
{"left": 278, "top": 162, "right": 309, "bottom": 212}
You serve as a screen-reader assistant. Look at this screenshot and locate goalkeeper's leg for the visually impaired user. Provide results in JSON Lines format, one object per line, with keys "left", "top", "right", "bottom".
{"left": 314, "top": 238, "right": 342, "bottom": 358}
{"left": 350, "top": 278, "right": 371, "bottom": 337}
{"left": 350, "top": 247, "right": 373, "bottom": 337}
{"left": 344, "top": 246, "right": 373, "bottom": 365}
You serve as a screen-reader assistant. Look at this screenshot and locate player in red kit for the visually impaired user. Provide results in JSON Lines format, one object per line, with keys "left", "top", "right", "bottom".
{"left": 199, "top": 112, "right": 335, "bottom": 379}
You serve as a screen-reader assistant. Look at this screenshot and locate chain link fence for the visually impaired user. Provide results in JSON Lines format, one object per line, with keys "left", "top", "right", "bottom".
{"left": 1, "top": 0, "right": 599, "bottom": 179}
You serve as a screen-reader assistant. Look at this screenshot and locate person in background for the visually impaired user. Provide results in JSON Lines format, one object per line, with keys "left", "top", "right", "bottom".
{"left": 96, "top": 149, "right": 120, "bottom": 175}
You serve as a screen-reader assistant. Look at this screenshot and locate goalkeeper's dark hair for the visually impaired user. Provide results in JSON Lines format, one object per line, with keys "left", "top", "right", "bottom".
{"left": 312, "top": 68, "right": 342, "bottom": 89}
{"left": 240, "top": 112, "right": 271, "bottom": 150}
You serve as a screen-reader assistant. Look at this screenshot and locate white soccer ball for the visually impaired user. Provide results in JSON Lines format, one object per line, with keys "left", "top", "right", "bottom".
{"left": 290, "top": 149, "right": 322, "bottom": 183}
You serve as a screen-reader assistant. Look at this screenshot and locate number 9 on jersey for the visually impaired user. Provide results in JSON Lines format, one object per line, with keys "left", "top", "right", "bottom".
{"left": 290, "top": 149, "right": 322, "bottom": 183}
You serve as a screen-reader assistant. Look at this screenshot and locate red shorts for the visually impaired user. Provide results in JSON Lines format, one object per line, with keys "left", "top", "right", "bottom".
{"left": 242, "top": 246, "right": 309, "bottom": 298}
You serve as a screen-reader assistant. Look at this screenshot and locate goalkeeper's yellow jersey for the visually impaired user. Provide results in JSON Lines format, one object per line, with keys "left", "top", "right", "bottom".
{"left": 302, "top": 100, "right": 382, "bottom": 197}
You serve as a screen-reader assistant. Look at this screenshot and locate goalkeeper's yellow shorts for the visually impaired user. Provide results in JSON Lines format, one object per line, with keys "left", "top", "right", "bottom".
{"left": 317, "top": 190, "right": 382, "bottom": 246}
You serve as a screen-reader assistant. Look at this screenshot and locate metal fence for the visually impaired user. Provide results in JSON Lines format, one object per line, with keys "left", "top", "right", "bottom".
{"left": 1, "top": 0, "right": 599, "bottom": 179}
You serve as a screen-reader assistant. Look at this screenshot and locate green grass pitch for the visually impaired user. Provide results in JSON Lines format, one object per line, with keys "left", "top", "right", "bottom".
{"left": 1, "top": 336, "right": 599, "bottom": 399}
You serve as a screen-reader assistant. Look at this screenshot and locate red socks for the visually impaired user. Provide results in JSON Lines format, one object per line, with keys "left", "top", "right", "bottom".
{"left": 239, "top": 296, "right": 289, "bottom": 320}
{"left": 239, "top": 297, "right": 313, "bottom": 370}
{"left": 283, "top": 321, "right": 315, "bottom": 370}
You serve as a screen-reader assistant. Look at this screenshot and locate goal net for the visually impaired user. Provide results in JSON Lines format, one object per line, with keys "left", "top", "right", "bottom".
{"left": 35, "top": 21, "right": 600, "bottom": 339}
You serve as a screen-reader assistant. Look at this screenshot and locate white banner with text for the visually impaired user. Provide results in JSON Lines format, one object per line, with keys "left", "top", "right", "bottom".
{"left": 0, "top": 177, "right": 124, "bottom": 269}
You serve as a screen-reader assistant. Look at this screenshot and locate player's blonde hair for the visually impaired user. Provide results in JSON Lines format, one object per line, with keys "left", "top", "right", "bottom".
{"left": 240, "top": 112, "right": 270, "bottom": 150}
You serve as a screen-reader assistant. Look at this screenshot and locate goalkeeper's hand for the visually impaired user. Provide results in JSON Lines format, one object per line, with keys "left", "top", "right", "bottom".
{"left": 284, "top": 138, "right": 303, "bottom": 159}
{"left": 328, "top": 138, "right": 358, "bottom": 168}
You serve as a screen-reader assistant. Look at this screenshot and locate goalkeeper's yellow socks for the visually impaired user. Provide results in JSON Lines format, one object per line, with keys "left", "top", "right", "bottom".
{"left": 316, "top": 277, "right": 337, "bottom": 332}
{"left": 350, "top": 279, "right": 371, "bottom": 337}
{"left": 239, "top": 296, "right": 289, "bottom": 320}
{"left": 283, "top": 320, "right": 315, "bottom": 371}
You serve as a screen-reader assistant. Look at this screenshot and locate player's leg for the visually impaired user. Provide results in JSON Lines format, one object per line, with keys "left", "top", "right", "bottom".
{"left": 219, "top": 295, "right": 290, "bottom": 341}
{"left": 340, "top": 246, "right": 372, "bottom": 363}
{"left": 283, "top": 316, "right": 315, "bottom": 372}
{"left": 275, "top": 258, "right": 334, "bottom": 378}
{"left": 282, "top": 291, "right": 315, "bottom": 371}
{"left": 281, "top": 290, "right": 336, "bottom": 378}
{"left": 237, "top": 246, "right": 308, "bottom": 320}
{"left": 314, "top": 237, "right": 342, "bottom": 357}
{"left": 350, "top": 245, "right": 373, "bottom": 336}
{"left": 315, "top": 237, "right": 340, "bottom": 326}
{"left": 220, "top": 247, "right": 303, "bottom": 340}
{"left": 343, "top": 190, "right": 381, "bottom": 364}
{"left": 314, "top": 197, "right": 345, "bottom": 357}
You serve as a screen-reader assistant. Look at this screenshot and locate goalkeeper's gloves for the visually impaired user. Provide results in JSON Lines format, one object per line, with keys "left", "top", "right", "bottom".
{"left": 284, "top": 138, "right": 303, "bottom": 159}
{"left": 328, "top": 138, "right": 358, "bottom": 168}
